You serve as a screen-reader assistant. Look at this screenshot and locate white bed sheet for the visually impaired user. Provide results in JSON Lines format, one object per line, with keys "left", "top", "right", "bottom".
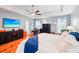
{"left": 36, "top": 33, "right": 61, "bottom": 53}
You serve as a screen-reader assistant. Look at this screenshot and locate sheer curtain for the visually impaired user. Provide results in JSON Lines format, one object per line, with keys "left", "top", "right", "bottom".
{"left": 57, "top": 16, "right": 67, "bottom": 33}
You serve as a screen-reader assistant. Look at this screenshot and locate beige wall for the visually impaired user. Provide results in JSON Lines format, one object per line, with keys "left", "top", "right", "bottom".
{"left": 71, "top": 6, "right": 79, "bottom": 32}
{"left": 0, "top": 8, "right": 27, "bottom": 31}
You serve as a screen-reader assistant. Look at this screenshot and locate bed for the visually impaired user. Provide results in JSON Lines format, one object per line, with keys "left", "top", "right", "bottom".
{"left": 16, "top": 32, "right": 79, "bottom": 53}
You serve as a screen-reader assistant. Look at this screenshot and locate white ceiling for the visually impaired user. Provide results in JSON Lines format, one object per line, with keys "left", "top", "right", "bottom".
{"left": 0, "top": 5, "right": 77, "bottom": 18}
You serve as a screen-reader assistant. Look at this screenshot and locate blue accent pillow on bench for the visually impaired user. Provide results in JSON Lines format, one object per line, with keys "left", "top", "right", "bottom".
{"left": 69, "top": 32, "right": 79, "bottom": 41}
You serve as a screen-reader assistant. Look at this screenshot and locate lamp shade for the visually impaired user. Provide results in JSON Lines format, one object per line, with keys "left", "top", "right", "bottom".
{"left": 67, "top": 26, "right": 73, "bottom": 31}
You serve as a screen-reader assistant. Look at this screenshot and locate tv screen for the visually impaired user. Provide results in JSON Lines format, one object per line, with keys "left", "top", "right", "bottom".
{"left": 3, "top": 18, "right": 20, "bottom": 28}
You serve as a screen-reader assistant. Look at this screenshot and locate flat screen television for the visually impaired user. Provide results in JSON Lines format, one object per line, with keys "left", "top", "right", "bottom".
{"left": 3, "top": 18, "right": 20, "bottom": 28}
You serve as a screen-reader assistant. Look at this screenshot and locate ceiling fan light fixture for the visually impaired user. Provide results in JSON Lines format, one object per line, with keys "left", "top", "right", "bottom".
{"left": 25, "top": 5, "right": 42, "bottom": 16}
{"left": 31, "top": 13, "right": 35, "bottom": 16}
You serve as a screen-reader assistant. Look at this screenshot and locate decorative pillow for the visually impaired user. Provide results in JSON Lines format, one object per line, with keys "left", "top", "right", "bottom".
{"left": 60, "top": 31, "right": 69, "bottom": 40}
{"left": 58, "top": 34, "right": 78, "bottom": 52}
{"left": 69, "top": 32, "right": 79, "bottom": 41}
{"left": 64, "top": 35, "right": 78, "bottom": 46}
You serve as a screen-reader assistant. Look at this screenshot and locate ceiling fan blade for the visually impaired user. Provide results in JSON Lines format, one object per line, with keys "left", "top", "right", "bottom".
{"left": 36, "top": 10, "right": 40, "bottom": 12}
{"left": 25, "top": 10, "right": 32, "bottom": 14}
{"left": 35, "top": 10, "right": 40, "bottom": 14}
{"left": 36, "top": 13, "right": 42, "bottom": 15}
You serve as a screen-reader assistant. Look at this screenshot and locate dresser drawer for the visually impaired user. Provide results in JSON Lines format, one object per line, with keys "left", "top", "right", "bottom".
{"left": 1, "top": 45, "right": 18, "bottom": 53}
{"left": 0, "top": 32, "right": 27, "bottom": 53}
{"left": 0, "top": 39, "right": 23, "bottom": 53}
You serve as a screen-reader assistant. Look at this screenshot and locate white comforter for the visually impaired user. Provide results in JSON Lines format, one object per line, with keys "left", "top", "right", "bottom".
{"left": 16, "top": 33, "right": 79, "bottom": 53}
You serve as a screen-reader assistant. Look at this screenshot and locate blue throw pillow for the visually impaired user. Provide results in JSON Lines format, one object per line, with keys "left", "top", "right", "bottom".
{"left": 69, "top": 32, "right": 79, "bottom": 41}
{"left": 24, "top": 35, "right": 38, "bottom": 53}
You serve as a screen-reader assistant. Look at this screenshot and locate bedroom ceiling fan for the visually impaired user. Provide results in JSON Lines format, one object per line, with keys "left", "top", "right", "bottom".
{"left": 25, "top": 5, "right": 42, "bottom": 16}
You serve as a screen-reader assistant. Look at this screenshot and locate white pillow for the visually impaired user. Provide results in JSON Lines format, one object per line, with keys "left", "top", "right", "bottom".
{"left": 64, "top": 35, "right": 78, "bottom": 46}
{"left": 58, "top": 33, "right": 79, "bottom": 52}
{"left": 61, "top": 31, "right": 69, "bottom": 40}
